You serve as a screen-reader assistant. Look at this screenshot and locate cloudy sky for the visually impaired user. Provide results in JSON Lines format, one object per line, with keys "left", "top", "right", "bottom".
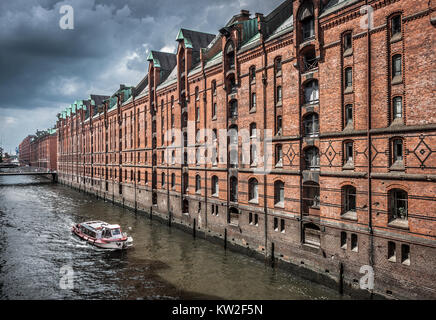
{"left": 0, "top": 0, "right": 285, "bottom": 154}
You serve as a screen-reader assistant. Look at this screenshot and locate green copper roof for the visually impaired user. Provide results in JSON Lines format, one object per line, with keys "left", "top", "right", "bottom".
{"left": 147, "top": 51, "right": 161, "bottom": 68}
{"left": 176, "top": 29, "right": 193, "bottom": 48}
{"left": 241, "top": 18, "right": 259, "bottom": 45}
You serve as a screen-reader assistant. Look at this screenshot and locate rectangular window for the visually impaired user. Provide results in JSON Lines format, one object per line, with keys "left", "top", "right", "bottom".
{"left": 274, "top": 217, "right": 278, "bottom": 231}
{"left": 275, "top": 145, "right": 283, "bottom": 166}
{"left": 249, "top": 212, "right": 253, "bottom": 225}
{"left": 392, "top": 55, "right": 402, "bottom": 78}
{"left": 341, "top": 232, "right": 347, "bottom": 249}
{"left": 277, "top": 116, "right": 282, "bottom": 135}
{"left": 345, "top": 68, "right": 352, "bottom": 89}
{"left": 401, "top": 244, "right": 410, "bottom": 265}
{"left": 251, "top": 92, "right": 256, "bottom": 109}
{"left": 276, "top": 86, "right": 282, "bottom": 103}
{"left": 351, "top": 234, "right": 358, "bottom": 252}
{"left": 391, "top": 15, "right": 401, "bottom": 36}
{"left": 392, "top": 98, "right": 402, "bottom": 120}
{"left": 393, "top": 139, "right": 403, "bottom": 162}
{"left": 388, "top": 241, "right": 396, "bottom": 262}
{"left": 212, "top": 103, "right": 217, "bottom": 118}
{"left": 344, "top": 33, "right": 352, "bottom": 52}
{"left": 280, "top": 219, "right": 285, "bottom": 233}
{"left": 345, "top": 142, "right": 353, "bottom": 163}
{"left": 254, "top": 214, "right": 258, "bottom": 226}
{"left": 345, "top": 104, "right": 353, "bottom": 126}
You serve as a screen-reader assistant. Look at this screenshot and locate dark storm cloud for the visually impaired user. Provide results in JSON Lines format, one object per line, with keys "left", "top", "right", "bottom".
{"left": 0, "top": 0, "right": 285, "bottom": 153}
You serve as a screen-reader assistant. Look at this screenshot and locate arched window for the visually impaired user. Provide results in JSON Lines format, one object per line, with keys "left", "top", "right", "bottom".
{"left": 274, "top": 180, "right": 284, "bottom": 206}
{"left": 342, "top": 185, "right": 356, "bottom": 215}
{"left": 171, "top": 173, "right": 175, "bottom": 188}
{"left": 304, "top": 80, "right": 319, "bottom": 104}
{"left": 230, "top": 176, "right": 238, "bottom": 202}
{"left": 389, "top": 189, "right": 408, "bottom": 222}
{"left": 304, "top": 147, "right": 320, "bottom": 170}
{"left": 248, "top": 178, "right": 258, "bottom": 202}
{"left": 162, "top": 172, "right": 165, "bottom": 187}
{"left": 303, "top": 113, "right": 319, "bottom": 137}
{"left": 195, "top": 175, "right": 201, "bottom": 192}
{"left": 212, "top": 176, "right": 219, "bottom": 196}
{"left": 299, "top": 1, "right": 314, "bottom": 41}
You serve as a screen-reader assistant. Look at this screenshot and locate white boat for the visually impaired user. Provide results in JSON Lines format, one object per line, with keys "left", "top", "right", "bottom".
{"left": 72, "top": 221, "right": 133, "bottom": 249}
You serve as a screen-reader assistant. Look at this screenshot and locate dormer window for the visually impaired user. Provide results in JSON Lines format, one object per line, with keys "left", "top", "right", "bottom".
{"left": 299, "top": 1, "right": 315, "bottom": 41}
{"left": 226, "top": 42, "right": 235, "bottom": 70}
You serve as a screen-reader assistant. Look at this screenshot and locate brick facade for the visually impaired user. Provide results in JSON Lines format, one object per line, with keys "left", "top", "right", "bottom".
{"left": 18, "top": 135, "right": 33, "bottom": 166}
{"left": 54, "top": 0, "right": 436, "bottom": 299}
{"left": 27, "top": 130, "right": 57, "bottom": 171}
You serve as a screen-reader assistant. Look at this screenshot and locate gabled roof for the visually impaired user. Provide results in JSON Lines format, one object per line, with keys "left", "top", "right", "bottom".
{"left": 147, "top": 51, "right": 177, "bottom": 71}
{"left": 263, "top": 0, "right": 293, "bottom": 38}
{"left": 90, "top": 94, "right": 109, "bottom": 107}
{"left": 176, "top": 28, "right": 216, "bottom": 50}
{"left": 147, "top": 51, "right": 177, "bottom": 85}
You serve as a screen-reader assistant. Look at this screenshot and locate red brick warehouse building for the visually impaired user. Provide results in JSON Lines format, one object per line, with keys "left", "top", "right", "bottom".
{"left": 27, "top": 129, "right": 58, "bottom": 171}
{"left": 18, "top": 135, "right": 34, "bottom": 166}
{"left": 55, "top": 0, "right": 436, "bottom": 299}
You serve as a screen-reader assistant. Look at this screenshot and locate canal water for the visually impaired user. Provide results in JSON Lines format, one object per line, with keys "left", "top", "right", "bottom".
{"left": 0, "top": 175, "right": 346, "bottom": 300}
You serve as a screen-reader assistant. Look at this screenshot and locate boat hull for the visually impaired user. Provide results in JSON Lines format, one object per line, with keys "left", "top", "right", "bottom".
{"left": 72, "top": 226, "right": 133, "bottom": 250}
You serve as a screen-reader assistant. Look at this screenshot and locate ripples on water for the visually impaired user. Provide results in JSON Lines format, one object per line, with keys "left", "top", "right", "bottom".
{"left": 0, "top": 175, "right": 346, "bottom": 300}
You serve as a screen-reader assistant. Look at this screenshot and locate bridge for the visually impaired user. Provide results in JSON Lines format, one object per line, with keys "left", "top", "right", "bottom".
{"left": 0, "top": 167, "right": 58, "bottom": 182}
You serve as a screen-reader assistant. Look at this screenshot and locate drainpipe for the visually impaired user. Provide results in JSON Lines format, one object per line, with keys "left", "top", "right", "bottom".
{"left": 202, "top": 54, "right": 208, "bottom": 229}
{"left": 258, "top": 13, "right": 269, "bottom": 259}
{"left": 366, "top": 0, "right": 375, "bottom": 276}
{"left": 133, "top": 94, "right": 138, "bottom": 212}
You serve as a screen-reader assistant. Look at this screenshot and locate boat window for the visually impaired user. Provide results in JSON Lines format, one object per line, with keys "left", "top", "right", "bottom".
{"left": 112, "top": 229, "right": 121, "bottom": 236}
